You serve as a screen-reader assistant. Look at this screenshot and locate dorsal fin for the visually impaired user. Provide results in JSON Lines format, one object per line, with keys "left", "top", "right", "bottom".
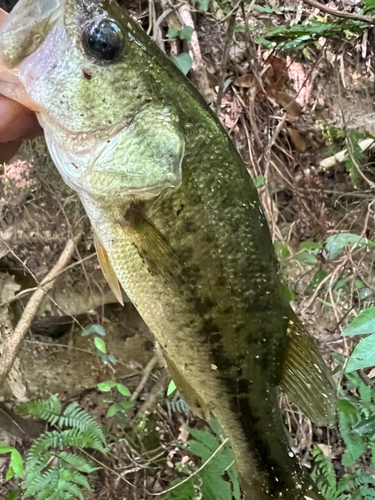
{"left": 280, "top": 310, "right": 336, "bottom": 426}
{"left": 93, "top": 231, "right": 124, "bottom": 306}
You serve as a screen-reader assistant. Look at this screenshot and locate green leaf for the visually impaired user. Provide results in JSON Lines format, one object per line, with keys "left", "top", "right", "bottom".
{"left": 81, "top": 324, "right": 106, "bottom": 336}
{"left": 275, "top": 241, "right": 290, "bottom": 260}
{"left": 119, "top": 401, "right": 135, "bottom": 409}
{"left": 307, "top": 268, "right": 327, "bottom": 294}
{"left": 97, "top": 380, "right": 117, "bottom": 392}
{"left": 168, "top": 27, "right": 178, "bottom": 38}
{"left": 343, "top": 307, "right": 375, "bottom": 336}
{"left": 194, "top": 0, "right": 210, "bottom": 11}
{"left": 168, "top": 26, "right": 194, "bottom": 41}
{"left": 352, "top": 415, "right": 375, "bottom": 435}
{"left": 107, "top": 354, "right": 117, "bottom": 365}
{"left": 167, "top": 380, "right": 177, "bottom": 396}
{"left": 106, "top": 404, "right": 118, "bottom": 418}
{"left": 325, "top": 233, "right": 375, "bottom": 259}
{"left": 179, "top": 26, "right": 194, "bottom": 40}
{"left": 338, "top": 400, "right": 366, "bottom": 465}
{"left": 254, "top": 4, "right": 274, "bottom": 12}
{"left": 10, "top": 450, "right": 23, "bottom": 478}
{"left": 253, "top": 175, "right": 265, "bottom": 189}
{"left": 94, "top": 337, "right": 106, "bottom": 354}
{"left": 299, "top": 241, "right": 322, "bottom": 251}
{"left": 116, "top": 384, "right": 131, "bottom": 396}
{"left": 0, "top": 446, "right": 15, "bottom": 454}
{"left": 293, "top": 250, "right": 318, "bottom": 264}
{"left": 346, "top": 334, "right": 375, "bottom": 372}
{"left": 5, "top": 491, "right": 18, "bottom": 500}
{"left": 6, "top": 468, "right": 15, "bottom": 481}
{"left": 172, "top": 54, "right": 193, "bottom": 75}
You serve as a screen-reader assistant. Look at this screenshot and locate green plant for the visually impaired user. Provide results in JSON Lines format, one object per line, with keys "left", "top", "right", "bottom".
{"left": 17, "top": 395, "right": 104, "bottom": 500}
{"left": 0, "top": 446, "right": 23, "bottom": 480}
{"left": 345, "top": 130, "right": 370, "bottom": 188}
{"left": 81, "top": 324, "right": 117, "bottom": 365}
{"left": 163, "top": 419, "right": 240, "bottom": 500}
{"left": 338, "top": 371, "right": 375, "bottom": 467}
{"left": 343, "top": 307, "right": 375, "bottom": 372}
{"left": 97, "top": 380, "right": 135, "bottom": 420}
{"left": 311, "top": 446, "right": 375, "bottom": 500}
{"left": 258, "top": 18, "right": 367, "bottom": 51}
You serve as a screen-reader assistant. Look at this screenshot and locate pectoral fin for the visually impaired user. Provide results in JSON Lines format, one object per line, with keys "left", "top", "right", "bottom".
{"left": 280, "top": 311, "right": 336, "bottom": 426}
{"left": 93, "top": 232, "right": 124, "bottom": 306}
{"left": 119, "top": 207, "right": 181, "bottom": 287}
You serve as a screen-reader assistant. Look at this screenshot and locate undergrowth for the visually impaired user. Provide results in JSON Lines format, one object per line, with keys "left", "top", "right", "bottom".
{"left": 17, "top": 395, "right": 104, "bottom": 500}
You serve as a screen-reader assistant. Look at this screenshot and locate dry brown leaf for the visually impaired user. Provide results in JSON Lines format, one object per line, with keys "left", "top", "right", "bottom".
{"left": 287, "top": 127, "right": 307, "bottom": 152}
{"left": 368, "top": 367, "right": 375, "bottom": 378}
{"left": 317, "top": 443, "right": 331, "bottom": 458}
{"left": 276, "top": 91, "right": 302, "bottom": 117}
{"left": 234, "top": 74, "right": 254, "bottom": 88}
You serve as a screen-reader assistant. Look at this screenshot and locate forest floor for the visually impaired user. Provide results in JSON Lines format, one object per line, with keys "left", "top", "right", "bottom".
{"left": 1, "top": 0, "right": 375, "bottom": 499}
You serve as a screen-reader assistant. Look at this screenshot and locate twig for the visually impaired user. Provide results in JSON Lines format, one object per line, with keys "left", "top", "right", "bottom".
{"left": 216, "top": 11, "right": 237, "bottom": 114}
{"left": 0, "top": 234, "right": 81, "bottom": 387}
{"left": 319, "top": 138, "right": 375, "bottom": 169}
{"left": 79, "top": 447, "right": 135, "bottom": 488}
{"left": 149, "top": 438, "right": 229, "bottom": 495}
{"left": 130, "top": 354, "right": 159, "bottom": 402}
{"left": 302, "top": 0, "right": 375, "bottom": 24}
{"left": 178, "top": 3, "right": 215, "bottom": 101}
{"left": 133, "top": 371, "right": 168, "bottom": 422}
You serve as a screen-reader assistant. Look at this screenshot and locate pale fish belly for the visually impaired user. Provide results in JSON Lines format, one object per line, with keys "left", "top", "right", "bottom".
{"left": 78, "top": 190, "right": 266, "bottom": 493}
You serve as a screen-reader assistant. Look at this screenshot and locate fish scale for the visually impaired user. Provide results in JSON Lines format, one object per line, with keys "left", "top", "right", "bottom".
{"left": 0, "top": 0, "right": 336, "bottom": 497}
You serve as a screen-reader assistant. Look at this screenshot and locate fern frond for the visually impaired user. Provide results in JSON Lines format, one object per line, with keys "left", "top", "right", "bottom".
{"left": 18, "top": 395, "right": 61, "bottom": 425}
{"left": 26, "top": 431, "right": 62, "bottom": 466}
{"left": 23, "top": 468, "right": 59, "bottom": 497}
{"left": 34, "top": 484, "right": 59, "bottom": 500}
{"left": 59, "top": 402, "right": 105, "bottom": 443}
{"left": 58, "top": 451, "right": 99, "bottom": 473}
{"left": 59, "top": 481, "right": 84, "bottom": 500}
{"left": 60, "top": 428, "right": 105, "bottom": 452}
{"left": 69, "top": 470, "right": 91, "bottom": 491}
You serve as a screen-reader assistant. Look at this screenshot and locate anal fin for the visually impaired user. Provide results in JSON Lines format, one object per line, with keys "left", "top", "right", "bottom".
{"left": 280, "top": 310, "right": 336, "bottom": 426}
{"left": 94, "top": 231, "right": 124, "bottom": 306}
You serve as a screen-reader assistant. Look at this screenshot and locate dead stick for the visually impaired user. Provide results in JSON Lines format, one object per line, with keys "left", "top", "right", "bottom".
{"left": 302, "top": 0, "right": 375, "bottom": 24}
{"left": 216, "top": 12, "right": 236, "bottom": 114}
{"left": 0, "top": 234, "right": 81, "bottom": 387}
{"left": 130, "top": 353, "right": 159, "bottom": 403}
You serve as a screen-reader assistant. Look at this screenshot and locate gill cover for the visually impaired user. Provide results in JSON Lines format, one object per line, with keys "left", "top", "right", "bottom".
{"left": 0, "top": 0, "right": 185, "bottom": 199}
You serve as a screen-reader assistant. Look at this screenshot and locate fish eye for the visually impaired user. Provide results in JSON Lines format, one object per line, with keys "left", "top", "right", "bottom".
{"left": 82, "top": 18, "right": 124, "bottom": 63}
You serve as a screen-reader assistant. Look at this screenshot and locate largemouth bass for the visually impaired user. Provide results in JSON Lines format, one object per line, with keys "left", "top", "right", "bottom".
{"left": 0, "top": 1, "right": 336, "bottom": 498}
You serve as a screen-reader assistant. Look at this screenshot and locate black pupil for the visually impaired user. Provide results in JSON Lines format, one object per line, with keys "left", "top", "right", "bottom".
{"left": 83, "top": 19, "right": 123, "bottom": 62}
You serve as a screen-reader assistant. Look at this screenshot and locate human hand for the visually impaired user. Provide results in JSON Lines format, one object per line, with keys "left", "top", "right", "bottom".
{"left": 0, "top": 94, "right": 42, "bottom": 163}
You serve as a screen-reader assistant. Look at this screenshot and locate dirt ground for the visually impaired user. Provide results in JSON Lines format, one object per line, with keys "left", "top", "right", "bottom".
{"left": 1, "top": 0, "right": 375, "bottom": 498}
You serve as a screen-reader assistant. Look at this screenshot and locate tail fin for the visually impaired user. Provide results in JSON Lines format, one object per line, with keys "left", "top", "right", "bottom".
{"left": 280, "top": 310, "right": 336, "bottom": 426}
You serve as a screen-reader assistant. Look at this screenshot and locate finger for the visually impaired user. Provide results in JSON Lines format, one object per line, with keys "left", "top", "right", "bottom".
{"left": 0, "top": 8, "right": 7, "bottom": 29}
{"left": 0, "top": 95, "right": 42, "bottom": 142}
{"left": 0, "top": 138, "right": 23, "bottom": 163}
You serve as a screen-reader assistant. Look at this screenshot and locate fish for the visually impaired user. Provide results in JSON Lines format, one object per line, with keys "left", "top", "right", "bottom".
{"left": 0, "top": 1, "right": 336, "bottom": 498}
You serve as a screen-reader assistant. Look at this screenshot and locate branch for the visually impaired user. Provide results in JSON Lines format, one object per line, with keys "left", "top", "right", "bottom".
{"left": 302, "top": 0, "right": 375, "bottom": 24}
{"left": 0, "top": 234, "right": 81, "bottom": 387}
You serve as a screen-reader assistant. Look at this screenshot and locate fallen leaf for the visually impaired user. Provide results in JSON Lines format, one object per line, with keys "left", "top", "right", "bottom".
{"left": 276, "top": 91, "right": 302, "bottom": 117}
{"left": 234, "top": 74, "right": 254, "bottom": 88}
{"left": 287, "top": 127, "right": 306, "bottom": 152}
